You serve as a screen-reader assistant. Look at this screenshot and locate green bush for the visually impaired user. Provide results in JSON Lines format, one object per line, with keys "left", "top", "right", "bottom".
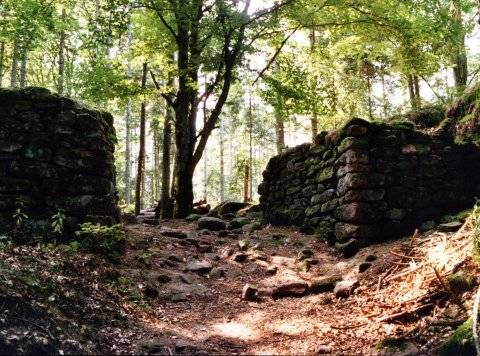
{"left": 74, "top": 223, "right": 127, "bottom": 263}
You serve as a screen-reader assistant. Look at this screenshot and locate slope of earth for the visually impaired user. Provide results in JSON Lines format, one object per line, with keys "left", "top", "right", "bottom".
{"left": 1, "top": 217, "right": 478, "bottom": 355}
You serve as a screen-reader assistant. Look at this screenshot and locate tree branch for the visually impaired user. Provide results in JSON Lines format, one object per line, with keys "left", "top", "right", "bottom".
{"left": 252, "top": 25, "right": 300, "bottom": 85}
{"left": 150, "top": 70, "right": 177, "bottom": 108}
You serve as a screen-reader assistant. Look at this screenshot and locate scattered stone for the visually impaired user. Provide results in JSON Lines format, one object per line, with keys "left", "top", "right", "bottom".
{"left": 186, "top": 260, "right": 213, "bottom": 274}
{"left": 122, "top": 213, "right": 137, "bottom": 225}
{"left": 420, "top": 220, "right": 436, "bottom": 231}
{"left": 309, "top": 275, "right": 342, "bottom": 294}
{"left": 438, "top": 221, "right": 463, "bottom": 232}
{"left": 249, "top": 251, "right": 268, "bottom": 261}
{"left": 228, "top": 217, "right": 251, "bottom": 229}
{"left": 218, "top": 230, "right": 229, "bottom": 237}
{"left": 169, "top": 292, "right": 188, "bottom": 302}
{"left": 232, "top": 252, "right": 248, "bottom": 263}
{"left": 222, "top": 213, "right": 236, "bottom": 220}
{"left": 334, "top": 280, "right": 358, "bottom": 298}
{"left": 242, "top": 221, "right": 262, "bottom": 233}
{"left": 365, "top": 254, "right": 377, "bottom": 262}
{"left": 358, "top": 262, "right": 372, "bottom": 273}
{"left": 205, "top": 253, "right": 220, "bottom": 261}
{"left": 185, "top": 213, "right": 201, "bottom": 222}
{"left": 210, "top": 201, "right": 252, "bottom": 217}
{"left": 297, "top": 248, "right": 314, "bottom": 261}
{"left": 143, "top": 284, "right": 159, "bottom": 299}
{"left": 160, "top": 227, "right": 189, "bottom": 239}
{"left": 197, "top": 217, "right": 227, "bottom": 231}
{"left": 335, "top": 238, "right": 360, "bottom": 258}
{"left": 209, "top": 267, "right": 226, "bottom": 279}
{"left": 179, "top": 274, "right": 196, "bottom": 285}
{"left": 266, "top": 265, "right": 278, "bottom": 275}
{"left": 315, "top": 345, "right": 332, "bottom": 354}
{"left": 270, "top": 281, "right": 309, "bottom": 299}
{"left": 242, "top": 284, "right": 258, "bottom": 301}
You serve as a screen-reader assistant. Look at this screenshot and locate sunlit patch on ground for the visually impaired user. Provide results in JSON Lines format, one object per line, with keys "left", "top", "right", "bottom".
{"left": 212, "top": 321, "right": 259, "bottom": 340}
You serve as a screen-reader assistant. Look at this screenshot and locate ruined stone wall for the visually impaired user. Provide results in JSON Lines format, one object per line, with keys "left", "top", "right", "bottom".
{"left": 0, "top": 87, "right": 120, "bottom": 238}
{"left": 259, "top": 118, "right": 480, "bottom": 247}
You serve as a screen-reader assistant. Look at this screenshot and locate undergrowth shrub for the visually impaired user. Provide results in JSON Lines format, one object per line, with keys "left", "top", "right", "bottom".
{"left": 74, "top": 223, "right": 127, "bottom": 263}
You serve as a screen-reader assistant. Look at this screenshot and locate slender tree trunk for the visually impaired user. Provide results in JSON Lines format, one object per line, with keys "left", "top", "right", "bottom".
{"left": 274, "top": 108, "right": 285, "bottom": 154}
{"left": 125, "top": 100, "right": 132, "bottom": 205}
{"left": 366, "top": 76, "right": 373, "bottom": 119}
{"left": 309, "top": 28, "right": 318, "bottom": 140}
{"left": 407, "top": 74, "right": 417, "bottom": 109}
{"left": 243, "top": 164, "right": 250, "bottom": 203}
{"left": 124, "top": 22, "right": 133, "bottom": 206}
{"left": 19, "top": 49, "right": 27, "bottom": 88}
{"left": 219, "top": 117, "right": 225, "bottom": 202}
{"left": 10, "top": 40, "right": 20, "bottom": 88}
{"left": 0, "top": 42, "right": 5, "bottom": 87}
{"left": 58, "top": 9, "right": 67, "bottom": 95}
{"left": 451, "top": 0, "right": 468, "bottom": 90}
{"left": 161, "top": 103, "right": 174, "bottom": 219}
{"left": 248, "top": 96, "right": 253, "bottom": 201}
{"left": 381, "top": 69, "right": 388, "bottom": 118}
{"left": 153, "top": 120, "right": 160, "bottom": 202}
{"left": 413, "top": 75, "right": 421, "bottom": 107}
{"left": 202, "top": 85, "right": 208, "bottom": 201}
{"left": 135, "top": 62, "right": 148, "bottom": 215}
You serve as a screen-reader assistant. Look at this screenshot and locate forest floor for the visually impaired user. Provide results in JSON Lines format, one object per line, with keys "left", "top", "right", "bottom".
{"left": 1, "top": 216, "right": 478, "bottom": 355}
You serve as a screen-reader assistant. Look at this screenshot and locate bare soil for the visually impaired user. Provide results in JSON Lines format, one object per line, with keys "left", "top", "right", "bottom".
{"left": 1, "top": 218, "right": 477, "bottom": 355}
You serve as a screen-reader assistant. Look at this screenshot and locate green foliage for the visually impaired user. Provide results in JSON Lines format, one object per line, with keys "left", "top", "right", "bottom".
{"left": 74, "top": 223, "right": 127, "bottom": 263}
{"left": 111, "top": 275, "right": 145, "bottom": 306}
{"left": 438, "top": 318, "right": 475, "bottom": 356}
{"left": 51, "top": 209, "right": 66, "bottom": 235}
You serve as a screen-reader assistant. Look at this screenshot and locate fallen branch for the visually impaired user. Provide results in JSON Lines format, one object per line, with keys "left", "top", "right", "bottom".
{"left": 377, "top": 303, "right": 434, "bottom": 323}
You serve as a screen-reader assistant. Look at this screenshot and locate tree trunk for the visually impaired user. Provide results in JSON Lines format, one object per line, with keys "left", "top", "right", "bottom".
{"left": 124, "top": 21, "right": 133, "bottom": 206}
{"left": 161, "top": 103, "right": 174, "bottom": 219}
{"left": 366, "top": 76, "right": 373, "bottom": 119}
{"left": 202, "top": 86, "right": 208, "bottom": 201}
{"left": 125, "top": 99, "right": 132, "bottom": 206}
{"left": 274, "top": 108, "right": 285, "bottom": 154}
{"left": 19, "top": 49, "right": 27, "bottom": 88}
{"left": 243, "top": 164, "right": 250, "bottom": 203}
{"left": 57, "top": 9, "right": 66, "bottom": 95}
{"left": 381, "top": 69, "right": 388, "bottom": 118}
{"left": 10, "top": 40, "right": 20, "bottom": 88}
{"left": 309, "top": 28, "right": 319, "bottom": 140}
{"left": 219, "top": 117, "right": 225, "bottom": 202}
{"left": 134, "top": 62, "right": 148, "bottom": 215}
{"left": 0, "top": 42, "right": 5, "bottom": 87}
{"left": 248, "top": 96, "right": 253, "bottom": 201}
{"left": 407, "top": 74, "right": 416, "bottom": 109}
{"left": 451, "top": 0, "right": 468, "bottom": 90}
{"left": 413, "top": 75, "right": 421, "bottom": 107}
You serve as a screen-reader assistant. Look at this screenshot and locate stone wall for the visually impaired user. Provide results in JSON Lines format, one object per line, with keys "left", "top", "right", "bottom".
{"left": 0, "top": 87, "right": 120, "bottom": 239}
{"left": 259, "top": 118, "right": 480, "bottom": 247}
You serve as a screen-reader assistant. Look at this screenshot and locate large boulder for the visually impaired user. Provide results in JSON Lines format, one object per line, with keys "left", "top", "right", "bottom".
{"left": 197, "top": 217, "right": 227, "bottom": 231}
{"left": 209, "top": 201, "right": 252, "bottom": 218}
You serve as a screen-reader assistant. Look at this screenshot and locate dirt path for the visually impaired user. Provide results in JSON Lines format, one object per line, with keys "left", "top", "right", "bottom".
{"left": 1, "top": 219, "right": 476, "bottom": 355}
{"left": 118, "top": 220, "right": 475, "bottom": 355}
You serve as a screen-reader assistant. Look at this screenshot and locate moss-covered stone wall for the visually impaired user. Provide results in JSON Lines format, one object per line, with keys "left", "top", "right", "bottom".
{"left": 0, "top": 87, "right": 120, "bottom": 239}
{"left": 259, "top": 118, "right": 480, "bottom": 247}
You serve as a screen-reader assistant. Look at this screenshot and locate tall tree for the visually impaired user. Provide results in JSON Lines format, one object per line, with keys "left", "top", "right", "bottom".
{"left": 143, "top": 0, "right": 292, "bottom": 217}
{"left": 135, "top": 62, "right": 148, "bottom": 215}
